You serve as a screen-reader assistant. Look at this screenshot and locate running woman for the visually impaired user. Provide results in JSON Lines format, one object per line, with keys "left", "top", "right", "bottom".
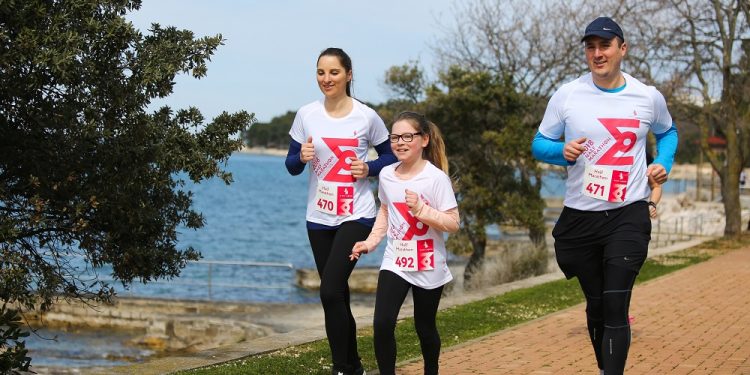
{"left": 531, "top": 17, "right": 678, "bottom": 375}
{"left": 285, "top": 47, "right": 397, "bottom": 375}
{"left": 350, "top": 111, "right": 459, "bottom": 375}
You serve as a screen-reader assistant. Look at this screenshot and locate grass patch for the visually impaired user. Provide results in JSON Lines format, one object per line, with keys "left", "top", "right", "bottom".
{"left": 181, "top": 235, "right": 750, "bottom": 375}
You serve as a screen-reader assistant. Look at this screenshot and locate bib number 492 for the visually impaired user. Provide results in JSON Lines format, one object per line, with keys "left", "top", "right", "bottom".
{"left": 394, "top": 257, "right": 414, "bottom": 269}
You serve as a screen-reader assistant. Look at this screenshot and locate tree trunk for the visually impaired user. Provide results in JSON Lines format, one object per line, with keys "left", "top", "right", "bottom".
{"left": 528, "top": 224, "right": 546, "bottom": 248}
{"left": 463, "top": 219, "right": 487, "bottom": 285}
{"left": 721, "top": 138, "right": 743, "bottom": 238}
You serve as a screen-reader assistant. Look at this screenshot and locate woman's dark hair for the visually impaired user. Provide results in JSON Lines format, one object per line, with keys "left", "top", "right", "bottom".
{"left": 317, "top": 47, "right": 353, "bottom": 97}
{"left": 392, "top": 111, "right": 448, "bottom": 174}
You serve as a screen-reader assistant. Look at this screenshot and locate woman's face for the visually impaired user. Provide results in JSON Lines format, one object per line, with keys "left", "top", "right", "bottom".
{"left": 390, "top": 119, "right": 428, "bottom": 164}
{"left": 316, "top": 55, "right": 351, "bottom": 99}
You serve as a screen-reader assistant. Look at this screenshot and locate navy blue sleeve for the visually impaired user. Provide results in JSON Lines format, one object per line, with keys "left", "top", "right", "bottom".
{"left": 531, "top": 131, "right": 572, "bottom": 166}
{"left": 652, "top": 124, "right": 678, "bottom": 174}
{"left": 366, "top": 140, "right": 397, "bottom": 177}
{"left": 285, "top": 138, "right": 306, "bottom": 176}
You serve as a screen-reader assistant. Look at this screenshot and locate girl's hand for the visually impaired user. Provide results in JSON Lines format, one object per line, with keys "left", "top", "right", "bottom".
{"left": 350, "top": 157, "right": 369, "bottom": 179}
{"left": 404, "top": 189, "right": 422, "bottom": 212}
{"left": 350, "top": 241, "right": 369, "bottom": 261}
{"left": 300, "top": 136, "right": 315, "bottom": 163}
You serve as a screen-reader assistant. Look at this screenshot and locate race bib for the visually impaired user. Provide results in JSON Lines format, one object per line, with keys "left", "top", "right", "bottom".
{"left": 582, "top": 165, "right": 629, "bottom": 202}
{"left": 315, "top": 181, "right": 354, "bottom": 216}
{"left": 393, "top": 239, "right": 434, "bottom": 272}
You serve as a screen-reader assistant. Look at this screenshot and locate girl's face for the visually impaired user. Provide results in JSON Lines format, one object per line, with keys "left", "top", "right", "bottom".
{"left": 390, "top": 119, "right": 428, "bottom": 164}
{"left": 316, "top": 55, "right": 351, "bottom": 99}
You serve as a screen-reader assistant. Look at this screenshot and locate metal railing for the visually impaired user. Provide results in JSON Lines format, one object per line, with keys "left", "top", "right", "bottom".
{"left": 650, "top": 212, "right": 723, "bottom": 248}
{"left": 197, "top": 260, "right": 295, "bottom": 300}
{"left": 116, "top": 259, "right": 297, "bottom": 301}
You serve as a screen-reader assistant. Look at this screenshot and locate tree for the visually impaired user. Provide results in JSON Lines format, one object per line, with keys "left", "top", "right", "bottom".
{"left": 0, "top": 0, "right": 254, "bottom": 370}
{"left": 422, "top": 67, "right": 546, "bottom": 284}
{"left": 244, "top": 111, "right": 296, "bottom": 149}
{"left": 650, "top": 0, "right": 749, "bottom": 237}
{"left": 383, "top": 60, "right": 425, "bottom": 103}
{"left": 436, "top": 0, "right": 750, "bottom": 239}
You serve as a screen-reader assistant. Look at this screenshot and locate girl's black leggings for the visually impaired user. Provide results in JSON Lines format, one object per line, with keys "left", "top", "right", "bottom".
{"left": 307, "top": 221, "right": 371, "bottom": 374}
{"left": 373, "top": 270, "right": 444, "bottom": 375}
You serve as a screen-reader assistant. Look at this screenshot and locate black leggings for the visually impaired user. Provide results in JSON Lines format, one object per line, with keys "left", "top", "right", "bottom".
{"left": 307, "top": 221, "right": 371, "bottom": 373}
{"left": 373, "top": 270, "right": 444, "bottom": 375}
{"left": 553, "top": 202, "right": 650, "bottom": 375}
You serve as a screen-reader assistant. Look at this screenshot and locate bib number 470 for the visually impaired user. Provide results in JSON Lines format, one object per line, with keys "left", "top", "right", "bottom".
{"left": 317, "top": 198, "right": 334, "bottom": 212}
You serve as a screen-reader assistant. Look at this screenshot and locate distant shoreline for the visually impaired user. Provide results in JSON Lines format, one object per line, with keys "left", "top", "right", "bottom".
{"left": 237, "top": 146, "right": 286, "bottom": 157}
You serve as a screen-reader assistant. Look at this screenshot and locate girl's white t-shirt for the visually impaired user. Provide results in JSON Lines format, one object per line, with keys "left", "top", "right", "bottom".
{"left": 538, "top": 72, "right": 673, "bottom": 211}
{"left": 378, "top": 161, "right": 457, "bottom": 289}
{"left": 289, "top": 99, "right": 390, "bottom": 226}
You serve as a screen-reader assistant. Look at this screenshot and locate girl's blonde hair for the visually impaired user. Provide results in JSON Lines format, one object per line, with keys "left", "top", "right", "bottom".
{"left": 392, "top": 111, "right": 449, "bottom": 174}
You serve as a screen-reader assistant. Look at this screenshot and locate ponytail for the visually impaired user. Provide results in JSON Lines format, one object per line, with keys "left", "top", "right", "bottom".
{"left": 425, "top": 121, "right": 449, "bottom": 174}
{"left": 392, "top": 111, "right": 449, "bottom": 174}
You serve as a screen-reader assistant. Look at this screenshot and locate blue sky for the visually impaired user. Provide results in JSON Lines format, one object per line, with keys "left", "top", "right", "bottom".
{"left": 127, "top": 0, "right": 456, "bottom": 123}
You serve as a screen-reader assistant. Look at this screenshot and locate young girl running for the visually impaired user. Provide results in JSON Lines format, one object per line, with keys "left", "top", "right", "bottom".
{"left": 350, "top": 111, "right": 459, "bottom": 375}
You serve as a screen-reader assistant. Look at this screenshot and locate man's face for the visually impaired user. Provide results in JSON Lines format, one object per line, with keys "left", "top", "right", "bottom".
{"left": 584, "top": 36, "right": 627, "bottom": 83}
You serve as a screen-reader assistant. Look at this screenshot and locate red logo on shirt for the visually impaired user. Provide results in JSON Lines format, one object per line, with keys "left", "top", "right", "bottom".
{"left": 393, "top": 202, "right": 429, "bottom": 240}
{"left": 322, "top": 138, "right": 358, "bottom": 183}
{"left": 596, "top": 118, "right": 640, "bottom": 166}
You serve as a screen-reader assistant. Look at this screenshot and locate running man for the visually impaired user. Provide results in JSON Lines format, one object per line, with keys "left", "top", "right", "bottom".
{"left": 531, "top": 16, "right": 678, "bottom": 375}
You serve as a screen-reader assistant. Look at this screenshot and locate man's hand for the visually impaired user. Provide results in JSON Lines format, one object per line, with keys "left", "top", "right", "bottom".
{"left": 647, "top": 163, "right": 668, "bottom": 185}
{"left": 564, "top": 137, "right": 587, "bottom": 162}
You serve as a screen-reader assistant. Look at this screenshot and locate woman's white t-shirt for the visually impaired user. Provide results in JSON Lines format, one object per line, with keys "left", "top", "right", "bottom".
{"left": 289, "top": 99, "right": 390, "bottom": 226}
{"left": 378, "top": 162, "right": 457, "bottom": 289}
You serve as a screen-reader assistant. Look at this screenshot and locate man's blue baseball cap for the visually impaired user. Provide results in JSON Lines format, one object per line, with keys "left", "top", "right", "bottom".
{"left": 581, "top": 17, "right": 624, "bottom": 42}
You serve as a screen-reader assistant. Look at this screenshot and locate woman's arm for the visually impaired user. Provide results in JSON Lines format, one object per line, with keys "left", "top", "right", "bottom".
{"left": 366, "top": 140, "right": 397, "bottom": 177}
{"left": 285, "top": 138, "right": 306, "bottom": 176}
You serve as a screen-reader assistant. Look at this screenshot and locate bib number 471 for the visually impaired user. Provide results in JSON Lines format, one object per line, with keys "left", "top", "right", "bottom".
{"left": 586, "top": 183, "right": 605, "bottom": 197}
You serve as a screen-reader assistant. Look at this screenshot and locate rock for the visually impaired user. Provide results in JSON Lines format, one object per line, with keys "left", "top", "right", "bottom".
{"left": 296, "top": 267, "right": 380, "bottom": 293}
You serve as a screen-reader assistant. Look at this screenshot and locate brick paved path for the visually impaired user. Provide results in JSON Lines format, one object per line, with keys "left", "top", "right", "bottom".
{"left": 397, "top": 247, "right": 750, "bottom": 374}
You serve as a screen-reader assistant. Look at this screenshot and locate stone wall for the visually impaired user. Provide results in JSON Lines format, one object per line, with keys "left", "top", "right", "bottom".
{"left": 26, "top": 298, "right": 274, "bottom": 352}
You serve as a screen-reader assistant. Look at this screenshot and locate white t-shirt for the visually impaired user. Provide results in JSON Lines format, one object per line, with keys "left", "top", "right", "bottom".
{"left": 289, "top": 99, "right": 390, "bottom": 226}
{"left": 538, "top": 72, "right": 673, "bottom": 211}
{"left": 378, "top": 162, "right": 457, "bottom": 289}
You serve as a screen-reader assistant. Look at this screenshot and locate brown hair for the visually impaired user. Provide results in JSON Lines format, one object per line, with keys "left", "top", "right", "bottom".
{"left": 392, "top": 111, "right": 449, "bottom": 174}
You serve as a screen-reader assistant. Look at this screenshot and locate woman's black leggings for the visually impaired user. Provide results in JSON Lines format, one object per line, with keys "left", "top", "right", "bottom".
{"left": 307, "top": 221, "right": 371, "bottom": 373}
{"left": 373, "top": 270, "right": 444, "bottom": 375}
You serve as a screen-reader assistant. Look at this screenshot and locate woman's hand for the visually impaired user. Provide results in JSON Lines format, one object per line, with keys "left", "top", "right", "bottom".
{"left": 300, "top": 136, "right": 315, "bottom": 163}
{"left": 350, "top": 157, "right": 369, "bottom": 179}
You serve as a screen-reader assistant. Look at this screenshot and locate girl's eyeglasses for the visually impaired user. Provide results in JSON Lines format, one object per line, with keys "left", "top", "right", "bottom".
{"left": 389, "top": 132, "right": 422, "bottom": 143}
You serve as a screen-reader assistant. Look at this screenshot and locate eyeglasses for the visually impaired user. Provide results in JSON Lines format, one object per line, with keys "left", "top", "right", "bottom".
{"left": 389, "top": 132, "right": 423, "bottom": 143}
